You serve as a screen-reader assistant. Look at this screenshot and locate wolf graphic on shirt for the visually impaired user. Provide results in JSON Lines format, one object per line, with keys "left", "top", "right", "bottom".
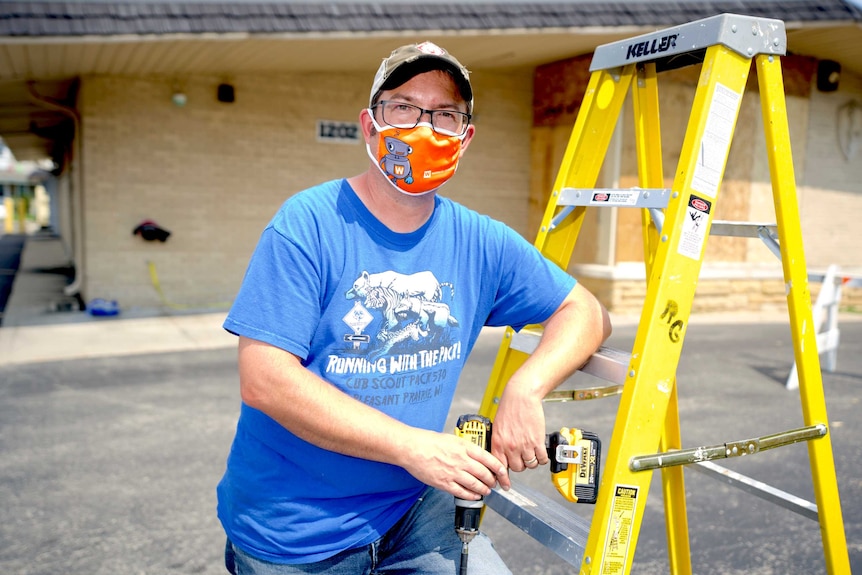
{"left": 343, "top": 270, "right": 457, "bottom": 361}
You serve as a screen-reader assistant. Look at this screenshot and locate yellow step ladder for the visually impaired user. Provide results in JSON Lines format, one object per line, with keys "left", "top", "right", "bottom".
{"left": 478, "top": 13, "right": 850, "bottom": 574}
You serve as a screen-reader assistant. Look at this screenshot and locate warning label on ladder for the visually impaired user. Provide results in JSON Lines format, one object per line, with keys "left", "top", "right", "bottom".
{"left": 691, "top": 82, "right": 741, "bottom": 199}
{"left": 678, "top": 195, "right": 712, "bottom": 260}
{"left": 599, "top": 485, "right": 638, "bottom": 574}
{"left": 590, "top": 190, "right": 640, "bottom": 206}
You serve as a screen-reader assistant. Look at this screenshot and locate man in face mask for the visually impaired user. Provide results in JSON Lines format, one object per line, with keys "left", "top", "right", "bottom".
{"left": 364, "top": 42, "right": 474, "bottom": 198}
{"left": 218, "top": 41, "right": 612, "bottom": 575}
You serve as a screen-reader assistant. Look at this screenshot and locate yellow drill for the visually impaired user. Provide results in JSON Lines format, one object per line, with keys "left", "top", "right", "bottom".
{"left": 453, "top": 414, "right": 492, "bottom": 575}
{"left": 453, "top": 415, "right": 602, "bottom": 574}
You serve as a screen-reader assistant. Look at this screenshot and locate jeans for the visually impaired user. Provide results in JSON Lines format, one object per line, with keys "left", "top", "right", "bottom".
{"left": 224, "top": 487, "right": 511, "bottom": 575}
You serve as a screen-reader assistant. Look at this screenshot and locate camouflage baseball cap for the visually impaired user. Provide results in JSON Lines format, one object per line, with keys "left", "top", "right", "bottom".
{"left": 369, "top": 41, "right": 473, "bottom": 112}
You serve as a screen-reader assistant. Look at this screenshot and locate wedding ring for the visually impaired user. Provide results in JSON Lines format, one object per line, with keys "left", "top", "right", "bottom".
{"left": 524, "top": 456, "right": 538, "bottom": 465}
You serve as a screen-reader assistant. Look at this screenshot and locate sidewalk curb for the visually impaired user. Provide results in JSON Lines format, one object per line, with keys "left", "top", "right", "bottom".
{"left": 0, "top": 312, "right": 235, "bottom": 366}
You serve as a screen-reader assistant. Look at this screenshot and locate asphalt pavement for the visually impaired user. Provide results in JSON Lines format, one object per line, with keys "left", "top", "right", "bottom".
{"left": 0, "top": 233, "right": 25, "bottom": 324}
{"left": 1, "top": 234, "right": 860, "bottom": 575}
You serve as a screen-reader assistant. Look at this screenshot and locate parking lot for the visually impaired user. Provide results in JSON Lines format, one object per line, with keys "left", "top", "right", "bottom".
{"left": 1, "top": 313, "right": 860, "bottom": 575}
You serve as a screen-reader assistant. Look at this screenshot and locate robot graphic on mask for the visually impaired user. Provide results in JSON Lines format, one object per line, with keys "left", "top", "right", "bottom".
{"left": 380, "top": 137, "right": 414, "bottom": 185}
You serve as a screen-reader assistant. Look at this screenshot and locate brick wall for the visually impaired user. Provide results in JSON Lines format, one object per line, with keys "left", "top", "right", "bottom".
{"left": 580, "top": 273, "right": 862, "bottom": 317}
{"left": 798, "top": 71, "right": 862, "bottom": 270}
{"left": 78, "top": 69, "right": 533, "bottom": 310}
{"left": 76, "top": 57, "right": 862, "bottom": 314}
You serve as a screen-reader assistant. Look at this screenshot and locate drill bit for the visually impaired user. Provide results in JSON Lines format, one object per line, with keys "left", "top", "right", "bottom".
{"left": 459, "top": 540, "right": 469, "bottom": 575}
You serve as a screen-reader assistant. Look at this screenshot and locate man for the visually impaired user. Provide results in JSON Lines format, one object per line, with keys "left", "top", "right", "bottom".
{"left": 218, "top": 41, "right": 612, "bottom": 574}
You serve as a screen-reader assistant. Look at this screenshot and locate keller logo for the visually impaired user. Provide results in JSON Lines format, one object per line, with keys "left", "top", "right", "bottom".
{"left": 626, "top": 34, "right": 679, "bottom": 60}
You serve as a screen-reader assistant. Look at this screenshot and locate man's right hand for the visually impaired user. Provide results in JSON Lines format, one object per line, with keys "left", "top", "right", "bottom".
{"left": 400, "top": 429, "right": 510, "bottom": 500}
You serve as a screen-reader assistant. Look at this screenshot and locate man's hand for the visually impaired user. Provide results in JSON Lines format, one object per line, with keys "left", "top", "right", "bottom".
{"left": 492, "top": 383, "right": 548, "bottom": 473}
{"left": 400, "top": 429, "right": 511, "bottom": 500}
{"left": 492, "top": 282, "right": 611, "bottom": 474}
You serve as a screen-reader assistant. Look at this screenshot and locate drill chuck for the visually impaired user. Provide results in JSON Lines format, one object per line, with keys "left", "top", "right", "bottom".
{"left": 454, "top": 497, "right": 483, "bottom": 543}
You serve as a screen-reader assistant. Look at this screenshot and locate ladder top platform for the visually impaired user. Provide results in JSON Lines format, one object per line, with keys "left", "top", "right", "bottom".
{"left": 590, "top": 13, "right": 786, "bottom": 72}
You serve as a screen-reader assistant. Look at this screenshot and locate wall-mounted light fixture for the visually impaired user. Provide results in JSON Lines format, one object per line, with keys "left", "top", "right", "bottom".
{"left": 817, "top": 60, "right": 841, "bottom": 93}
{"left": 217, "top": 83, "right": 235, "bottom": 104}
{"left": 171, "top": 91, "right": 188, "bottom": 107}
{"left": 171, "top": 82, "right": 188, "bottom": 107}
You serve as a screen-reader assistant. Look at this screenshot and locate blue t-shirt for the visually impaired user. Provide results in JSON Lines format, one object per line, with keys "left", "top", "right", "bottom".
{"left": 219, "top": 178, "right": 576, "bottom": 563}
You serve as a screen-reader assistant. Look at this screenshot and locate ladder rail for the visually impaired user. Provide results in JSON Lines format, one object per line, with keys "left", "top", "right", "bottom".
{"left": 536, "top": 66, "right": 636, "bottom": 268}
{"left": 631, "top": 60, "right": 692, "bottom": 575}
{"left": 756, "top": 53, "right": 850, "bottom": 573}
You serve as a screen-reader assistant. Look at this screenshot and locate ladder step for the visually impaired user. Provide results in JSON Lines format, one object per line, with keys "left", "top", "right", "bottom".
{"left": 691, "top": 460, "right": 819, "bottom": 521}
{"left": 550, "top": 188, "right": 671, "bottom": 229}
{"left": 710, "top": 220, "right": 777, "bottom": 238}
{"left": 510, "top": 328, "right": 630, "bottom": 385}
{"left": 558, "top": 187, "right": 671, "bottom": 208}
{"left": 485, "top": 479, "right": 590, "bottom": 567}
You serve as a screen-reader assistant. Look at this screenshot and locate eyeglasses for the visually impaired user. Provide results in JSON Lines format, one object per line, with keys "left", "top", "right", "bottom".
{"left": 373, "top": 100, "right": 471, "bottom": 136}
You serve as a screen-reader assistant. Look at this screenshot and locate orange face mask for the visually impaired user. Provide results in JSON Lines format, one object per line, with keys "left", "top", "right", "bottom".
{"left": 367, "top": 115, "right": 464, "bottom": 195}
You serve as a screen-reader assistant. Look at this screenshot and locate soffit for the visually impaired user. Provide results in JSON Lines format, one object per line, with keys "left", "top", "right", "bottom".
{"left": 2, "top": 25, "right": 861, "bottom": 162}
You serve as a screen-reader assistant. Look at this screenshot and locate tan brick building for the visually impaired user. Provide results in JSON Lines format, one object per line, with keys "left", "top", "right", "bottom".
{"left": 1, "top": 2, "right": 860, "bottom": 314}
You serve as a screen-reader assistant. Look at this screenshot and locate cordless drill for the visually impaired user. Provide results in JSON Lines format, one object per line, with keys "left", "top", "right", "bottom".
{"left": 453, "top": 416, "right": 602, "bottom": 574}
{"left": 453, "top": 414, "right": 492, "bottom": 575}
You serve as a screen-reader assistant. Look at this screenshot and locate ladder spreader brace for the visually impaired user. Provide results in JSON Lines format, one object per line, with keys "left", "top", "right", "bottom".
{"left": 629, "top": 424, "right": 828, "bottom": 473}
{"left": 477, "top": 12, "right": 850, "bottom": 575}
